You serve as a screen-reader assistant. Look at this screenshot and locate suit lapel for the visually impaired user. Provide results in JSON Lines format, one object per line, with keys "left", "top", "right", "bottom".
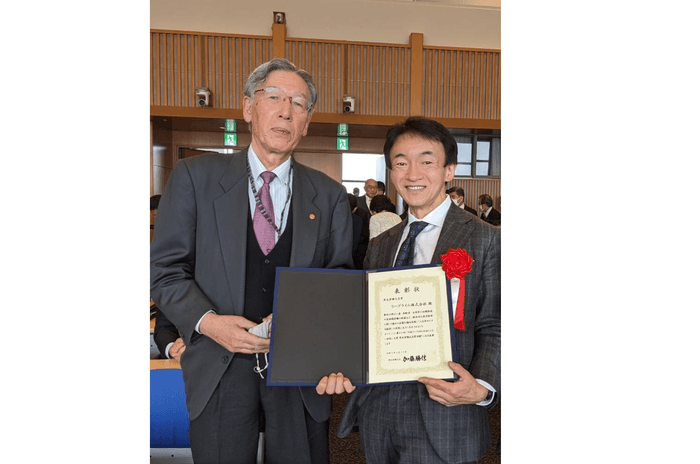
{"left": 214, "top": 148, "right": 250, "bottom": 315}
{"left": 289, "top": 161, "right": 321, "bottom": 267}
{"left": 431, "top": 203, "right": 475, "bottom": 263}
{"left": 378, "top": 218, "right": 407, "bottom": 268}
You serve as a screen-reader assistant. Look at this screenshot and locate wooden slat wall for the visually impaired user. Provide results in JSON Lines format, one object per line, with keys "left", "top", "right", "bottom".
{"left": 422, "top": 47, "right": 500, "bottom": 120}
{"left": 448, "top": 178, "right": 501, "bottom": 212}
{"left": 151, "top": 31, "right": 272, "bottom": 108}
{"left": 151, "top": 30, "right": 499, "bottom": 122}
{"left": 285, "top": 39, "right": 345, "bottom": 114}
{"left": 345, "top": 43, "right": 411, "bottom": 117}
{"left": 285, "top": 40, "right": 410, "bottom": 116}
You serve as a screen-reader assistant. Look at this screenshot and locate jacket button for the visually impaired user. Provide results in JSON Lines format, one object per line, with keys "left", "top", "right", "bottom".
{"left": 264, "top": 259, "right": 270, "bottom": 265}
{"left": 261, "top": 287, "right": 268, "bottom": 293}
{"left": 222, "top": 356, "right": 229, "bottom": 363}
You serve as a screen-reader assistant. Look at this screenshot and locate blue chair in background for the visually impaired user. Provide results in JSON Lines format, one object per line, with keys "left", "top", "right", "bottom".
{"left": 150, "top": 367, "right": 265, "bottom": 464}
{"left": 151, "top": 368, "right": 192, "bottom": 463}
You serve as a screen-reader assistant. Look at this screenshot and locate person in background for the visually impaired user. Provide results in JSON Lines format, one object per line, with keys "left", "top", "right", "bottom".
{"left": 446, "top": 186, "right": 477, "bottom": 216}
{"left": 478, "top": 193, "right": 501, "bottom": 226}
{"left": 348, "top": 193, "right": 370, "bottom": 270}
{"left": 317, "top": 116, "right": 500, "bottom": 464}
{"left": 150, "top": 194, "right": 185, "bottom": 362}
{"left": 347, "top": 194, "right": 368, "bottom": 270}
{"left": 376, "top": 181, "right": 386, "bottom": 196}
{"left": 352, "top": 187, "right": 360, "bottom": 197}
{"left": 368, "top": 194, "right": 402, "bottom": 240}
{"left": 356, "top": 178, "right": 378, "bottom": 215}
{"left": 151, "top": 58, "right": 354, "bottom": 464}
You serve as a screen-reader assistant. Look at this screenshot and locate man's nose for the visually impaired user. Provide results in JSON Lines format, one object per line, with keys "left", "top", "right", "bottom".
{"left": 277, "top": 98, "right": 293, "bottom": 119}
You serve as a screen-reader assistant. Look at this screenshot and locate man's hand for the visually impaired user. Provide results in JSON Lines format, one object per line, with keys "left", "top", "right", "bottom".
{"left": 315, "top": 373, "right": 356, "bottom": 395}
{"left": 199, "top": 313, "right": 271, "bottom": 354}
{"left": 418, "top": 361, "right": 488, "bottom": 407}
{"left": 168, "top": 338, "right": 186, "bottom": 362}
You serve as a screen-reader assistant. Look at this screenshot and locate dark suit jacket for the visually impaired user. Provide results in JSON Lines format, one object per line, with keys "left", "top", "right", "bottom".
{"left": 153, "top": 305, "right": 180, "bottom": 358}
{"left": 351, "top": 212, "right": 363, "bottom": 255}
{"left": 353, "top": 208, "right": 370, "bottom": 270}
{"left": 464, "top": 204, "right": 478, "bottom": 216}
{"left": 338, "top": 203, "right": 501, "bottom": 463}
{"left": 356, "top": 194, "right": 371, "bottom": 215}
{"left": 150, "top": 147, "right": 354, "bottom": 422}
{"left": 481, "top": 208, "right": 500, "bottom": 226}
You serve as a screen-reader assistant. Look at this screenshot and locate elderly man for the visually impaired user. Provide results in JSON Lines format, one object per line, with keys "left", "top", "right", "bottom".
{"left": 356, "top": 178, "right": 378, "bottom": 215}
{"left": 151, "top": 58, "right": 353, "bottom": 464}
{"left": 317, "top": 117, "right": 500, "bottom": 464}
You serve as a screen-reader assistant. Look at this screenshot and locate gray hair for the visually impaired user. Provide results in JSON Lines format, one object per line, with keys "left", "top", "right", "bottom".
{"left": 243, "top": 58, "right": 317, "bottom": 111}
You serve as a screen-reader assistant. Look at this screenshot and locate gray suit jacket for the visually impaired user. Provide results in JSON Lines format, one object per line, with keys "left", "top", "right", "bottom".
{"left": 150, "top": 147, "right": 354, "bottom": 422}
{"left": 338, "top": 203, "right": 500, "bottom": 463}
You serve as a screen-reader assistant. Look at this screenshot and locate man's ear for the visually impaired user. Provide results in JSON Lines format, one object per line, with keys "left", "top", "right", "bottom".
{"left": 444, "top": 163, "right": 456, "bottom": 183}
{"left": 243, "top": 96, "right": 253, "bottom": 123}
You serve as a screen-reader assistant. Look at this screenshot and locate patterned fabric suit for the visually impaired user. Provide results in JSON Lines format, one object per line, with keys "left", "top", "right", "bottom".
{"left": 338, "top": 202, "right": 500, "bottom": 463}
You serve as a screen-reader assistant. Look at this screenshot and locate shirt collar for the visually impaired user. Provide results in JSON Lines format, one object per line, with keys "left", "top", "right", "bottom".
{"left": 247, "top": 146, "right": 292, "bottom": 184}
{"left": 407, "top": 195, "right": 452, "bottom": 229}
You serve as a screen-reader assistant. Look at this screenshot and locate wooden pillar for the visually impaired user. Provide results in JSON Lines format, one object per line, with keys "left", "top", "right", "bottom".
{"left": 272, "top": 23, "right": 286, "bottom": 59}
{"left": 409, "top": 32, "right": 423, "bottom": 116}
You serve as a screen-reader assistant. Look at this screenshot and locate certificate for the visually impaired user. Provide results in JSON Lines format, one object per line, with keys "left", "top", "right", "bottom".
{"left": 267, "top": 265, "right": 456, "bottom": 386}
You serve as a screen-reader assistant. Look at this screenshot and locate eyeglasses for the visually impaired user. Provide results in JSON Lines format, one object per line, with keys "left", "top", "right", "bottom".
{"left": 253, "top": 87, "right": 312, "bottom": 113}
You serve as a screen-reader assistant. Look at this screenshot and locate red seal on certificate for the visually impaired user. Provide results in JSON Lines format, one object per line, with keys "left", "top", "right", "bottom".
{"left": 440, "top": 248, "right": 474, "bottom": 330}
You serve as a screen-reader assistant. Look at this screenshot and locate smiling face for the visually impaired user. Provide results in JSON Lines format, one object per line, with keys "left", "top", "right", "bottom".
{"left": 389, "top": 134, "right": 455, "bottom": 219}
{"left": 243, "top": 70, "right": 313, "bottom": 168}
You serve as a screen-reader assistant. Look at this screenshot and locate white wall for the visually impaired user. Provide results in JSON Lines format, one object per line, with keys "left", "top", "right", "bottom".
{"left": 150, "top": 0, "right": 500, "bottom": 49}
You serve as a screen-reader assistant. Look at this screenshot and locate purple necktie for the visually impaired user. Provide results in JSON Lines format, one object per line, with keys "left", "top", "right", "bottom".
{"left": 253, "top": 171, "right": 276, "bottom": 255}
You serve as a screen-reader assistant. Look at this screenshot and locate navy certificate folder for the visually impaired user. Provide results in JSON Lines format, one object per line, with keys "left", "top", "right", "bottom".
{"left": 267, "top": 265, "right": 456, "bottom": 387}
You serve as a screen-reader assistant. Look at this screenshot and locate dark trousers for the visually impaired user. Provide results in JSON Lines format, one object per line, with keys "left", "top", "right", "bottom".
{"left": 358, "top": 384, "right": 475, "bottom": 464}
{"left": 189, "top": 354, "right": 329, "bottom": 464}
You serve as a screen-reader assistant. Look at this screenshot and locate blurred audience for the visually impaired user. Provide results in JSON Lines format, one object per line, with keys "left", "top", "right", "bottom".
{"left": 478, "top": 193, "right": 501, "bottom": 226}
{"left": 369, "top": 194, "right": 402, "bottom": 240}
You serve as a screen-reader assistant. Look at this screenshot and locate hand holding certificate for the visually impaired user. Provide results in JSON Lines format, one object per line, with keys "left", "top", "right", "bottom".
{"left": 268, "top": 265, "right": 456, "bottom": 387}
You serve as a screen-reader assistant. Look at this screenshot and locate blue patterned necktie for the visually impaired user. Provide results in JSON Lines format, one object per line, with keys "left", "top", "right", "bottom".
{"left": 393, "top": 221, "right": 429, "bottom": 267}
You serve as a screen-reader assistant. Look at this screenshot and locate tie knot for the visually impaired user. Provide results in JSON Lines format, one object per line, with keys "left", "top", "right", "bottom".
{"left": 260, "top": 171, "right": 276, "bottom": 184}
{"left": 408, "top": 221, "right": 428, "bottom": 238}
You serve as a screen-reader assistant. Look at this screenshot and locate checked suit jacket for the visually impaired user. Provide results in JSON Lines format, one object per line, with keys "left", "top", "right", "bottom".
{"left": 150, "top": 147, "right": 354, "bottom": 423}
{"left": 338, "top": 202, "right": 501, "bottom": 463}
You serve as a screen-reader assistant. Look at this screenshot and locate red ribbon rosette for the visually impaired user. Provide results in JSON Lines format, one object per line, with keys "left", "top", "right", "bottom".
{"left": 440, "top": 248, "right": 474, "bottom": 331}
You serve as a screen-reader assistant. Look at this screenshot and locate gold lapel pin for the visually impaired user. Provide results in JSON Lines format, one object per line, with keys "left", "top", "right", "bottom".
{"left": 309, "top": 213, "right": 316, "bottom": 220}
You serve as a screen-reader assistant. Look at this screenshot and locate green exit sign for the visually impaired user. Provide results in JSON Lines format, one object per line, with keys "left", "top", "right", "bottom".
{"left": 337, "top": 124, "right": 348, "bottom": 136}
{"left": 225, "top": 119, "right": 236, "bottom": 132}
{"left": 224, "top": 133, "right": 237, "bottom": 146}
{"left": 337, "top": 137, "right": 349, "bottom": 151}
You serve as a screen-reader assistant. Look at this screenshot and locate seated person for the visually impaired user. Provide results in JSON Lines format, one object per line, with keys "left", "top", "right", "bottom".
{"left": 369, "top": 194, "right": 402, "bottom": 240}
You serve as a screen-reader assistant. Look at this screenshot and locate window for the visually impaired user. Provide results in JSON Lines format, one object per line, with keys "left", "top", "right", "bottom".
{"left": 341, "top": 153, "right": 385, "bottom": 195}
{"left": 453, "top": 136, "right": 500, "bottom": 178}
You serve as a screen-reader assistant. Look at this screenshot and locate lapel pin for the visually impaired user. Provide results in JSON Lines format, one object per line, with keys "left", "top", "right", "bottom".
{"left": 309, "top": 213, "right": 316, "bottom": 220}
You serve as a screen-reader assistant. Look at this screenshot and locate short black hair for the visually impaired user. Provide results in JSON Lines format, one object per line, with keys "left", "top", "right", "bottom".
{"left": 446, "top": 186, "right": 465, "bottom": 197}
{"left": 369, "top": 194, "right": 394, "bottom": 214}
{"left": 478, "top": 194, "right": 493, "bottom": 207}
{"left": 383, "top": 117, "right": 458, "bottom": 170}
{"left": 376, "top": 181, "right": 386, "bottom": 193}
{"left": 150, "top": 194, "right": 161, "bottom": 211}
